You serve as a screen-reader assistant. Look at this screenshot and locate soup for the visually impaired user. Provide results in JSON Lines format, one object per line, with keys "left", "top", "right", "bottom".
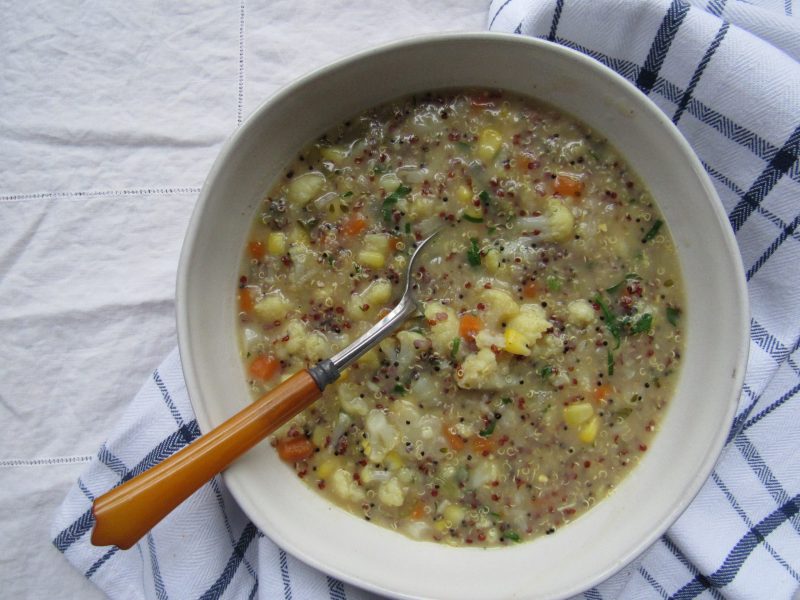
{"left": 236, "top": 89, "right": 684, "bottom": 546}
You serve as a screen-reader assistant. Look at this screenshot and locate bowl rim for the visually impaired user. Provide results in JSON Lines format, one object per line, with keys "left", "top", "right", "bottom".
{"left": 176, "top": 31, "right": 750, "bottom": 599}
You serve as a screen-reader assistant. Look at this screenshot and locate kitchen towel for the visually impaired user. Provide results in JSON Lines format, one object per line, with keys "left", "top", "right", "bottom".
{"left": 52, "top": 0, "right": 799, "bottom": 598}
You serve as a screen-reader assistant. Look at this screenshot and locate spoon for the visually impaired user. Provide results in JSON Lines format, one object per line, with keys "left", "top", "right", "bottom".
{"left": 91, "top": 228, "right": 442, "bottom": 549}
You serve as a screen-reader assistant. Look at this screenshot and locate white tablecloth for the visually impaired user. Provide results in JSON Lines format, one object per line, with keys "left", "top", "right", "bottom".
{"left": 0, "top": 2, "right": 487, "bottom": 598}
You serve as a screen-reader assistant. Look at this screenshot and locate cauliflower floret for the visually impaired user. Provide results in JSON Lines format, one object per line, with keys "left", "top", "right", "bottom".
{"left": 475, "top": 329, "right": 506, "bottom": 351}
{"left": 287, "top": 171, "right": 326, "bottom": 206}
{"left": 283, "top": 320, "right": 308, "bottom": 355}
{"left": 504, "top": 304, "right": 550, "bottom": 356}
{"left": 424, "top": 302, "right": 459, "bottom": 355}
{"left": 330, "top": 469, "right": 365, "bottom": 503}
{"left": 567, "top": 299, "right": 596, "bottom": 328}
{"left": 378, "top": 477, "right": 406, "bottom": 507}
{"left": 457, "top": 348, "right": 500, "bottom": 390}
{"left": 365, "top": 409, "right": 399, "bottom": 463}
{"left": 396, "top": 330, "right": 430, "bottom": 372}
{"left": 347, "top": 279, "right": 393, "bottom": 319}
{"left": 253, "top": 291, "right": 292, "bottom": 322}
{"left": 338, "top": 383, "right": 369, "bottom": 416}
{"left": 480, "top": 289, "right": 520, "bottom": 328}
{"left": 304, "top": 331, "right": 330, "bottom": 362}
{"left": 469, "top": 458, "right": 499, "bottom": 488}
{"left": 516, "top": 197, "right": 575, "bottom": 243}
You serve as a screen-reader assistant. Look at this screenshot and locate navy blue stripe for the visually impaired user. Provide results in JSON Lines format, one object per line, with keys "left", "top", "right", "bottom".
{"left": 279, "top": 549, "right": 293, "bottom": 600}
{"left": 147, "top": 534, "right": 169, "bottom": 600}
{"left": 672, "top": 495, "right": 800, "bottom": 597}
{"left": 727, "top": 382, "right": 761, "bottom": 443}
{"left": 583, "top": 587, "right": 603, "bottom": 600}
{"left": 707, "top": 0, "right": 727, "bottom": 17}
{"left": 638, "top": 565, "right": 671, "bottom": 599}
{"left": 741, "top": 380, "right": 800, "bottom": 433}
{"left": 98, "top": 444, "right": 127, "bottom": 477}
{"left": 121, "top": 420, "right": 201, "bottom": 483}
{"left": 547, "top": 0, "right": 565, "bottom": 41}
{"left": 702, "top": 160, "right": 800, "bottom": 243}
{"left": 77, "top": 477, "right": 95, "bottom": 502}
{"left": 489, "top": 0, "right": 514, "bottom": 29}
{"left": 729, "top": 124, "right": 800, "bottom": 233}
{"left": 746, "top": 214, "right": 800, "bottom": 281}
{"left": 734, "top": 436, "right": 798, "bottom": 517}
{"left": 247, "top": 581, "right": 259, "bottom": 600}
{"left": 785, "top": 0, "right": 793, "bottom": 17}
{"left": 199, "top": 521, "right": 259, "bottom": 600}
{"left": 53, "top": 507, "right": 94, "bottom": 552}
{"left": 750, "top": 319, "right": 790, "bottom": 364}
{"left": 84, "top": 546, "right": 118, "bottom": 579}
{"left": 327, "top": 576, "right": 347, "bottom": 600}
{"left": 660, "top": 535, "right": 726, "bottom": 600}
{"left": 636, "top": 0, "right": 690, "bottom": 94}
{"left": 673, "top": 21, "right": 729, "bottom": 124}
{"left": 210, "top": 477, "right": 259, "bottom": 581}
{"left": 153, "top": 369, "right": 184, "bottom": 428}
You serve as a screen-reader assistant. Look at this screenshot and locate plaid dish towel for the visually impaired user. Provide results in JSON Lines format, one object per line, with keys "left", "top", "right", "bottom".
{"left": 52, "top": 1, "right": 799, "bottom": 599}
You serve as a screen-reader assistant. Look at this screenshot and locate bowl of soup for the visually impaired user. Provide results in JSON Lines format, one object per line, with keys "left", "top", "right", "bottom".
{"left": 177, "top": 33, "right": 748, "bottom": 599}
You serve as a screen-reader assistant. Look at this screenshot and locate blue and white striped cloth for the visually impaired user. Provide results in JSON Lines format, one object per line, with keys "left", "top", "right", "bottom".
{"left": 52, "top": 1, "right": 799, "bottom": 598}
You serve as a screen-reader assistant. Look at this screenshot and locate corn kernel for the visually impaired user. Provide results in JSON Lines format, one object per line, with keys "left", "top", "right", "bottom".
{"left": 563, "top": 402, "right": 594, "bottom": 427}
{"left": 504, "top": 328, "right": 531, "bottom": 356}
{"left": 311, "top": 425, "right": 327, "bottom": 447}
{"left": 267, "top": 232, "right": 287, "bottom": 255}
{"left": 455, "top": 184, "right": 473, "bottom": 205}
{"left": 579, "top": 415, "right": 600, "bottom": 443}
{"left": 384, "top": 451, "right": 404, "bottom": 471}
{"left": 317, "top": 457, "right": 341, "bottom": 480}
{"left": 477, "top": 128, "right": 503, "bottom": 163}
{"left": 483, "top": 248, "right": 501, "bottom": 274}
{"left": 443, "top": 504, "right": 466, "bottom": 525}
{"left": 357, "top": 250, "right": 386, "bottom": 269}
{"left": 434, "top": 518, "right": 449, "bottom": 533}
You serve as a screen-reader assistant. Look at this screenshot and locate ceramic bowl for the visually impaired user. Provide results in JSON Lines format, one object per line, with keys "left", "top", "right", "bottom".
{"left": 177, "top": 33, "right": 748, "bottom": 600}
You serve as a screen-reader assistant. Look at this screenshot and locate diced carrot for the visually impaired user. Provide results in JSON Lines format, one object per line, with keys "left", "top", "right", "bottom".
{"left": 522, "top": 281, "right": 540, "bottom": 299}
{"left": 442, "top": 424, "right": 465, "bottom": 451}
{"left": 554, "top": 174, "right": 584, "bottom": 197}
{"left": 276, "top": 436, "right": 315, "bottom": 462}
{"left": 248, "top": 240, "right": 265, "bottom": 260}
{"left": 388, "top": 235, "right": 402, "bottom": 251}
{"left": 409, "top": 501, "right": 426, "bottom": 520}
{"left": 342, "top": 213, "right": 368, "bottom": 236}
{"left": 459, "top": 314, "right": 483, "bottom": 340}
{"left": 471, "top": 436, "right": 496, "bottom": 455}
{"left": 238, "top": 289, "right": 254, "bottom": 313}
{"left": 593, "top": 384, "right": 613, "bottom": 404}
{"left": 249, "top": 354, "right": 280, "bottom": 380}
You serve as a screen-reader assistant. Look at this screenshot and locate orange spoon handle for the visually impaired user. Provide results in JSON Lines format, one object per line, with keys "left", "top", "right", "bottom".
{"left": 91, "top": 369, "right": 322, "bottom": 549}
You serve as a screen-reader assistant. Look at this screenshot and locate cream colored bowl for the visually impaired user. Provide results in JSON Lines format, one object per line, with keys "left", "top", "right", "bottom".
{"left": 177, "top": 33, "right": 748, "bottom": 600}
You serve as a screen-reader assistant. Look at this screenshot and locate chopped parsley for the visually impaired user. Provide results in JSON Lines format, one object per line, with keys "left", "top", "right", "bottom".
{"left": 607, "top": 349, "right": 615, "bottom": 376}
{"left": 478, "top": 190, "right": 491, "bottom": 207}
{"left": 630, "top": 313, "right": 653, "bottom": 334}
{"left": 666, "top": 305, "right": 681, "bottom": 326}
{"left": 606, "top": 273, "right": 640, "bottom": 294}
{"left": 641, "top": 219, "right": 663, "bottom": 243}
{"left": 467, "top": 237, "right": 481, "bottom": 267}
{"left": 593, "top": 293, "right": 621, "bottom": 349}
{"left": 381, "top": 185, "right": 412, "bottom": 221}
{"left": 450, "top": 337, "right": 460, "bottom": 360}
{"left": 478, "top": 419, "right": 496, "bottom": 437}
